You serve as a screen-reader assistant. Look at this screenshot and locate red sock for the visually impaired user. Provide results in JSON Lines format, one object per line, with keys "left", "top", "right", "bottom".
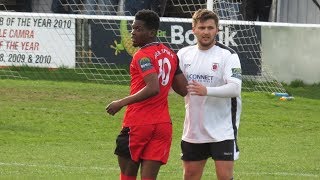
{"left": 120, "top": 173, "right": 136, "bottom": 180}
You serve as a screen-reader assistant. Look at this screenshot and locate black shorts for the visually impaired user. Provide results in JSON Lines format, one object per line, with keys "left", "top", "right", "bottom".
{"left": 181, "top": 140, "right": 238, "bottom": 161}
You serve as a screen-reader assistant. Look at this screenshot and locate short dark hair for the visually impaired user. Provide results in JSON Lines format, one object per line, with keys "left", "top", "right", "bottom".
{"left": 192, "top": 9, "right": 219, "bottom": 27}
{"left": 135, "top": 9, "right": 160, "bottom": 30}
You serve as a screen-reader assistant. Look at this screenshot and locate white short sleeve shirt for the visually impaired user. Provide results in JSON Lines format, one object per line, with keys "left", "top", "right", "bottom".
{"left": 177, "top": 42, "right": 242, "bottom": 143}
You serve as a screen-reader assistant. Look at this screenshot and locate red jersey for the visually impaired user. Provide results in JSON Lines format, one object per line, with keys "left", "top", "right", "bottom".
{"left": 123, "top": 42, "right": 180, "bottom": 126}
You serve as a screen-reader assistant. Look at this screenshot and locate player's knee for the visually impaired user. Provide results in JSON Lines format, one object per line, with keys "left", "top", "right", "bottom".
{"left": 216, "top": 172, "right": 233, "bottom": 180}
{"left": 183, "top": 168, "right": 202, "bottom": 179}
{"left": 141, "top": 178, "right": 155, "bottom": 180}
{"left": 120, "top": 172, "right": 137, "bottom": 180}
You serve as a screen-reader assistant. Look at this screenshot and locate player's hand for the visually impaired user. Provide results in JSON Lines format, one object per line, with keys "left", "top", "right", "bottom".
{"left": 106, "top": 100, "right": 123, "bottom": 116}
{"left": 187, "top": 80, "right": 207, "bottom": 96}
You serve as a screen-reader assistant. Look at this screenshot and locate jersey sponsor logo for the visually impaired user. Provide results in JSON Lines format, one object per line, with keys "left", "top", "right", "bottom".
{"left": 231, "top": 68, "right": 242, "bottom": 80}
{"left": 138, "top": 57, "right": 153, "bottom": 72}
{"left": 212, "top": 63, "right": 219, "bottom": 72}
{"left": 187, "top": 74, "right": 214, "bottom": 83}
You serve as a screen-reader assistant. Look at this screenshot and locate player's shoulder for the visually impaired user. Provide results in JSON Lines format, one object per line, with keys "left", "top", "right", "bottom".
{"left": 159, "top": 43, "right": 174, "bottom": 50}
{"left": 215, "top": 42, "right": 237, "bottom": 55}
{"left": 177, "top": 45, "right": 197, "bottom": 56}
{"left": 139, "top": 43, "right": 174, "bottom": 57}
{"left": 134, "top": 48, "right": 150, "bottom": 60}
{"left": 161, "top": 43, "right": 178, "bottom": 57}
{"left": 131, "top": 51, "right": 151, "bottom": 68}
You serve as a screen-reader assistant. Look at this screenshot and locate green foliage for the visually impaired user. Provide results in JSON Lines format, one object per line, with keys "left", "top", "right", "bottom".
{"left": 0, "top": 79, "right": 319, "bottom": 179}
{"left": 289, "top": 79, "right": 305, "bottom": 87}
{"left": 284, "top": 82, "right": 320, "bottom": 100}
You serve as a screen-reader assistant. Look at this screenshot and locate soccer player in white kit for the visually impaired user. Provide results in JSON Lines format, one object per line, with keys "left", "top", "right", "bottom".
{"left": 177, "top": 9, "right": 242, "bottom": 180}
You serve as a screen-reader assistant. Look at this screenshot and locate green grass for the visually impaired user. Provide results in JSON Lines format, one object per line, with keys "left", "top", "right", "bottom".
{"left": 0, "top": 66, "right": 130, "bottom": 84}
{"left": 0, "top": 79, "right": 319, "bottom": 179}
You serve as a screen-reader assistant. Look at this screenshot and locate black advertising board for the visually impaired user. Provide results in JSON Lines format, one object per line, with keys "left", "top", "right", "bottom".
{"left": 90, "top": 19, "right": 261, "bottom": 75}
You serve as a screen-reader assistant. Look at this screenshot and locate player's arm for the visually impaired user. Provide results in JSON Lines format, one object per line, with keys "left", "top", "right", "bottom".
{"left": 187, "top": 80, "right": 241, "bottom": 97}
{"left": 172, "top": 74, "right": 188, "bottom": 97}
{"left": 172, "top": 70, "right": 188, "bottom": 97}
{"left": 171, "top": 56, "right": 188, "bottom": 97}
{"left": 120, "top": 73, "right": 159, "bottom": 104}
{"left": 187, "top": 53, "right": 242, "bottom": 97}
{"left": 106, "top": 56, "right": 159, "bottom": 116}
{"left": 106, "top": 73, "right": 159, "bottom": 116}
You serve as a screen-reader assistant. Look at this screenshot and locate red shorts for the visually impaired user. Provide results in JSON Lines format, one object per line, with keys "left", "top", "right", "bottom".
{"left": 114, "top": 123, "right": 172, "bottom": 164}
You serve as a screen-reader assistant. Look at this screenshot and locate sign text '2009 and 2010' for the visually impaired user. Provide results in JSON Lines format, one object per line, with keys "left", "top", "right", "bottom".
{"left": 0, "top": 53, "right": 51, "bottom": 64}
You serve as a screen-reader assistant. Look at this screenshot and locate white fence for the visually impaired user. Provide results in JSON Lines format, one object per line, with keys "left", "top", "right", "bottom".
{"left": 259, "top": 21, "right": 320, "bottom": 84}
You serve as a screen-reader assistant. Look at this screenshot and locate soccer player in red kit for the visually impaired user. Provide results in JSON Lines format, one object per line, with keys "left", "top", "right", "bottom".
{"left": 106, "top": 9, "right": 188, "bottom": 180}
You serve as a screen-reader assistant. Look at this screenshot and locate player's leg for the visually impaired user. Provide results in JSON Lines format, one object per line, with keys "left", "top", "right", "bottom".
{"left": 183, "top": 160, "right": 207, "bottom": 180}
{"left": 181, "top": 141, "right": 210, "bottom": 180}
{"left": 140, "top": 123, "right": 172, "bottom": 179}
{"left": 118, "top": 156, "right": 140, "bottom": 179}
{"left": 115, "top": 126, "right": 153, "bottom": 179}
{"left": 140, "top": 160, "right": 162, "bottom": 180}
{"left": 214, "top": 160, "right": 234, "bottom": 180}
{"left": 209, "top": 140, "right": 238, "bottom": 180}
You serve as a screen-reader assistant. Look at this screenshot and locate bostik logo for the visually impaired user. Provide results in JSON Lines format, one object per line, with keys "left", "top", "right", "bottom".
{"left": 110, "top": 20, "right": 238, "bottom": 56}
{"left": 170, "top": 25, "right": 237, "bottom": 46}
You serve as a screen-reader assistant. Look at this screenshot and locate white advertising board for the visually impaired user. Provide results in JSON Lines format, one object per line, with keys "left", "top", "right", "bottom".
{"left": 0, "top": 14, "right": 75, "bottom": 68}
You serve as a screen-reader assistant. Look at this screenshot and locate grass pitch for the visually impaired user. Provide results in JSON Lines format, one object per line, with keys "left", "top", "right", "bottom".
{"left": 0, "top": 79, "right": 319, "bottom": 179}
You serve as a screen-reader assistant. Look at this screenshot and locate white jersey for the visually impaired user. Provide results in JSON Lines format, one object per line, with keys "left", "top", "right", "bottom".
{"left": 177, "top": 42, "right": 242, "bottom": 143}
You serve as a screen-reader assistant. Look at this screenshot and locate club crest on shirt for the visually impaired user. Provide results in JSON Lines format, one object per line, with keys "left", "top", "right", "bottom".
{"left": 138, "top": 57, "right": 153, "bottom": 72}
{"left": 212, "top": 63, "right": 219, "bottom": 72}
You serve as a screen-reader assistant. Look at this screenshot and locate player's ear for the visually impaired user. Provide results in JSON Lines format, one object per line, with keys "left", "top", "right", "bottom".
{"left": 192, "top": 22, "right": 196, "bottom": 32}
{"left": 214, "top": 24, "right": 219, "bottom": 37}
{"left": 149, "top": 29, "right": 157, "bottom": 37}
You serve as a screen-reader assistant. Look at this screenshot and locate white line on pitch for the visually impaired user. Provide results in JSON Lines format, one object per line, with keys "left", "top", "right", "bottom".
{"left": 236, "top": 171, "right": 319, "bottom": 178}
{"left": 0, "top": 162, "right": 118, "bottom": 171}
{"left": 0, "top": 162, "right": 318, "bottom": 178}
